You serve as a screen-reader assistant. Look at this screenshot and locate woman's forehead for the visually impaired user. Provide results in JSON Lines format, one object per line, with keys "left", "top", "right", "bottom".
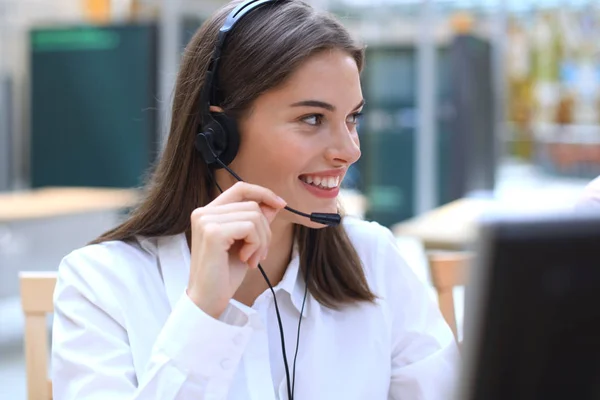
{"left": 258, "top": 50, "right": 363, "bottom": 109}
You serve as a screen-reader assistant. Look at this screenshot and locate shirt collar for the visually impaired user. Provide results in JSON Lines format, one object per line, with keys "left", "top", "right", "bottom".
{"left": 138, "top": 233, "right": 190, "bottom": 310}
{"left": 275, "top": 243, "right": 311, "bottom": 318}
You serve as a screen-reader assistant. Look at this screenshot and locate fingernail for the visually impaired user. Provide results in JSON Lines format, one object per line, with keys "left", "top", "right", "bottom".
{"left": 277, "top": 196, "right": 287, "bottom": 206}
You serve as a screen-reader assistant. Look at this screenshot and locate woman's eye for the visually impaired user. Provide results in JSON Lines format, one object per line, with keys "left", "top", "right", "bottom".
{"left": 302, "top": 114, "right": 323, "bottom": 126}
{"left": 347, "top": 112, "right": 364, "bottom": 125}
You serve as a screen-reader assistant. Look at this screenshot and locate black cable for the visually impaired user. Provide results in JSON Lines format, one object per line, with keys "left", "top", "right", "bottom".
{"left": 292, "top": 260, "right": 310, "bottom": 395}
{"left": 215, "top": 181, "right": 224, "bottom": 194}
{"left": 210, "top": 162, "right": 302, "bottom": 399}
{"left": 257, "top": 264, "right": 294, "bottom": 400}
{"left": 206, "top": 167, "right": 224, "bottom": 195}
{"left": 218, "top": 159, "right": 244, "bottom": 182}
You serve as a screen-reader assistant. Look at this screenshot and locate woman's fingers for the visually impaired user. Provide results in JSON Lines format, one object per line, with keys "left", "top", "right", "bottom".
{"left": 187, "top": 182, "right": 286, "bottom": 317}
{"left": 195, "top": 210, "right": 270, "bottom": 264}
{"left": 209, "top": 182, "right": 287, "bottom": 222}
{"left": 204, "top": 220, "right": 261, "bottom": 260}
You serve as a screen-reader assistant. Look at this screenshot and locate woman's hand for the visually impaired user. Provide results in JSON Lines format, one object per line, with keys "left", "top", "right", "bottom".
{"left": 187, "top": 181, "right": 287, "bottom": 319}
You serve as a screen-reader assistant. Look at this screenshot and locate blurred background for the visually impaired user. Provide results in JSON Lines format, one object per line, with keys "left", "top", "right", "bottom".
{"left": 1, "top": 0, "right": 599, "bottom": 398}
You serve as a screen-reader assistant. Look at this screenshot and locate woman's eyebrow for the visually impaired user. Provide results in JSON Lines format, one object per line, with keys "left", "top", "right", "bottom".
{"left": 290, "top": 100, "right": 335, "bottom": 111}
{"left": 289, "top": 99, "right": 365, "bottom": 112}
{"left": 352, "top": 99, "right": 366, "bottom": 110}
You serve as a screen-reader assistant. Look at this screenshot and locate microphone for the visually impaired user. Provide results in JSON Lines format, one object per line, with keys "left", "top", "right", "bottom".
{"left": 212, "top": 157, "right": 341, "bottom": 227}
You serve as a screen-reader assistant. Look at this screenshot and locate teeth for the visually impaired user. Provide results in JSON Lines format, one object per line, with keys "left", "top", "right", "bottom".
{"left": 300, "top": 175, "right": 340, "bottom": 189}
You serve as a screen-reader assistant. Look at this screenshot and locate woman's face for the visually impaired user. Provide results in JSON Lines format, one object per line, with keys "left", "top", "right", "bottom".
{"left": 219, "top": 49, "right": 364, "bottom": 229}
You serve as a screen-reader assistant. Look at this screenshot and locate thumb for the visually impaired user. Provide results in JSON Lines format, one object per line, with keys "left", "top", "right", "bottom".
{"left": 260, "top": 204, "right": 284, "bottom": 223}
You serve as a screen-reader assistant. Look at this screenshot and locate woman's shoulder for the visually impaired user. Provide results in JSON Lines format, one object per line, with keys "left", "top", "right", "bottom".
{"left": 342, "top": 217, "right": 409, "bottom": 285}
{"left": 61, "top": 236, "right": 154, "bottom": 271}
{"left": 56, "top": 236, "right": 161, "bottom": 298}
{"left": 342, "top": 215, "right": 389, "bottom": 234}
{"left": 342, "top": 218, "right": 436, "bottom": 318}
{"left": 342, "top": 216, "right": 397, "bottom": 252}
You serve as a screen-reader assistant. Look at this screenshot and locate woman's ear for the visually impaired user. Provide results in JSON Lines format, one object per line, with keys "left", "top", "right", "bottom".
{"left": 209, "top": 106, "right": 224, "bottom": 113}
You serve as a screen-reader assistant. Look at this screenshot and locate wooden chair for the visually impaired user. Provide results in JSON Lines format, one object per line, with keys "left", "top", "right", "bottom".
{"left": 427, "top": 252, "right": 472, "bottom": 341}
{"left": 20, "top": 271, "right": 57, "bottom": 400}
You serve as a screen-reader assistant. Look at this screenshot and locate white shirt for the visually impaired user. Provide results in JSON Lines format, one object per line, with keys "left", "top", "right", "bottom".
{"left": 51, "top": 217, "right": 459, "bottom": 400}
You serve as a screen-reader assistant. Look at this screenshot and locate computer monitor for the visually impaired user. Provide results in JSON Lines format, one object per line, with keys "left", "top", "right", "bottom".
{"left": 458, "top": 210, "right": 600, "bottom": 400}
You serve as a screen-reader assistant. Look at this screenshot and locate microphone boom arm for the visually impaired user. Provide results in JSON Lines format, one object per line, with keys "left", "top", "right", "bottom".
{"left": 212, "top": 152, "right": 341, "bottom": 227}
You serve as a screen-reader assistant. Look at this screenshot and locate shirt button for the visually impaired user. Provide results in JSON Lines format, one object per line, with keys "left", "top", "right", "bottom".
{"left": 221, "top": 359, "right": 233, "bottom": 370}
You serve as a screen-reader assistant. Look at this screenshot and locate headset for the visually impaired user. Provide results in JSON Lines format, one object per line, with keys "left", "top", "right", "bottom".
{"left": 193, "top": 0, "right": 342, "bottom": 398}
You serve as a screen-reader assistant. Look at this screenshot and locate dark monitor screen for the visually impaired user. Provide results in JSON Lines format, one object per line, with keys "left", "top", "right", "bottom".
{"left": 459, "top": 211, "right": 600, "bottom": 400}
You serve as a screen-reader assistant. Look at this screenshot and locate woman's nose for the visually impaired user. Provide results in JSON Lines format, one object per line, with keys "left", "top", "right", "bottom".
{"left": 325, "top": 125, "right": 361, "bottom": 166}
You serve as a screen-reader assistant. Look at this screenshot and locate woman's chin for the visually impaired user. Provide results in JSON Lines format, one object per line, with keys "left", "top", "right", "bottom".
{"left": 302, "top": 220, "right": 334, "bottom": 230}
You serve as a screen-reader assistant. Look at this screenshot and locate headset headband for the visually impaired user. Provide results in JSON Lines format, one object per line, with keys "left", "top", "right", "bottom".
{"left": 199, "top": 0, "right": 280, "bottom": 125}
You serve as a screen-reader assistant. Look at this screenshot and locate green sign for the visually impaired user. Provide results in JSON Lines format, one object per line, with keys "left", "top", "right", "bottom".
{"left": 32, "top": 29, "right": 120, "bottom": 52}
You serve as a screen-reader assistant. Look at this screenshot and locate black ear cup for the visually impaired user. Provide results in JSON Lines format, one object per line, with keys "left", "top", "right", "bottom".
{"left": 195, "top": 112, "right": 240, "bottom": 168}
{"left": 212, "top": 112, "right": 240, "bottom": 167}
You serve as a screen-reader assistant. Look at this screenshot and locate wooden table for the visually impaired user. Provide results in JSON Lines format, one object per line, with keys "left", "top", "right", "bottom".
{"left": 0, "top": 187, "right": 368, "bottom": 221}
{"left": 0, "top": 187, "right": 139, "bottom": 222}
{"left": 0, "top": 187, "right": 140, "bottom": 299}
{"left": 391, "top": 197, "right": 494, "bottom": 251}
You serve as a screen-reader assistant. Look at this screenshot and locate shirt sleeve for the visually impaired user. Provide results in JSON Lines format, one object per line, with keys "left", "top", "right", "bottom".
{"left": 51, "top": 252, "right": 254, "bottom": 400}
{"left": 575, "top": 175, "right": 600, "bottom": 210}
{"left": 377, "top": 228, "right": 461, "bottom": 400}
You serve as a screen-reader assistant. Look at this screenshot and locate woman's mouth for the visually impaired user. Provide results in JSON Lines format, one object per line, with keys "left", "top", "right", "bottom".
{"left": 298, "top": 174, "right": 341, "bottom": 199}
{"left": 299, "top": 175, "right": 340, "bottom": 189}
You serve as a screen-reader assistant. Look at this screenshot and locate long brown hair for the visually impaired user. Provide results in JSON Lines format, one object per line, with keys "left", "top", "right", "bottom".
{"left": 93, "top": 0, "right": 376, "bottom": 308}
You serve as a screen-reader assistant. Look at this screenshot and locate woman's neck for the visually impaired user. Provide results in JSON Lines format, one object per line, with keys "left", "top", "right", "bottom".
{"left": 233, "top": 216, "right": 295, "bottom": 307}
{"left": 261, "top": 216, "right": 295, "bottom": 281}
{"left": 203, "top": 180, "right": 296, "bottom": 306}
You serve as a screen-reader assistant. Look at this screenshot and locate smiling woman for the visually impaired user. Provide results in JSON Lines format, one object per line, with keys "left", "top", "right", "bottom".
{"left": 50, "top": 1, "right": 459, "bottom": 399}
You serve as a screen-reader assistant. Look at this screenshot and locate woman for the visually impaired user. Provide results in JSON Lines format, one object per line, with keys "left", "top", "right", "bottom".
{"left": 51, "top": 0, "right": 459, "bottom": 399}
